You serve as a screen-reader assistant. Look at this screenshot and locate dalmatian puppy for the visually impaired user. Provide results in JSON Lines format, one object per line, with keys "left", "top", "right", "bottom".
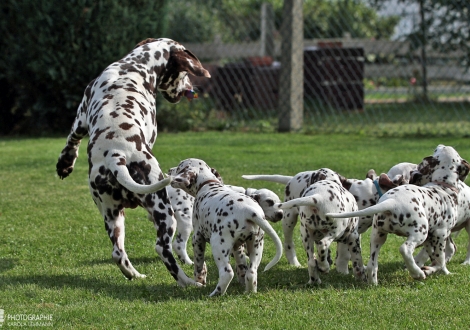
{"left": 411, "top": 155, "right": 470, "bottom": 266}
{"left": 56, "top": 38, "right": 210, "bottom": 285}
{"left": 243, "top": 166, "right": 408, "bottom": 266}
{"left": 272, "top": 168, "right": 365, "bottom": 284}
{"left": 167, "top": 168, "right": 283, "bottom": 265}
{"left": 327, "top": 145, "right": 470, "bottom": 285}
{"left": 170, "top": 158, "right": 283, "bottom": 296}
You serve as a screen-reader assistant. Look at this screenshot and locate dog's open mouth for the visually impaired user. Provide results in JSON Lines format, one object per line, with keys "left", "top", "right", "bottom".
{"left": 184, "top": 89, "right": 198, "bottom": 101}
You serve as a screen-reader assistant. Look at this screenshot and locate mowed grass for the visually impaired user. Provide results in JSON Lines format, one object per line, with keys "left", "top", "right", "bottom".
{"left": 1, "top": 132, "right": 470, "bottom": 329}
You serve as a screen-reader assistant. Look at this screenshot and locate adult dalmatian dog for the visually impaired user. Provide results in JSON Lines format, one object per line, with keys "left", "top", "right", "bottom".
{"left": 242, "top": 163, "right": 411, "bottom": 266}
{"left": 56, "top": 38, "right": 210, "bottom": 285}
{"left": 170, "top": 158, "right": 283, "bottom": 296}
{"left": 272, "top": 168, "right": 365, "bottom": 284}
{"left": 167, "top": 167, "right": 283, "bottom": 265}
{"left": 327, "top": 145, "right": 470, "bottom": 284}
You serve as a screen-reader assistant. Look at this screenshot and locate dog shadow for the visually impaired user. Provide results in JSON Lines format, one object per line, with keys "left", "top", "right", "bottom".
{"left": 258, "top": 260, "right": 412, "bottom": 292}
{"left": 0, "top": 258, "right": 18, "bottom": 273}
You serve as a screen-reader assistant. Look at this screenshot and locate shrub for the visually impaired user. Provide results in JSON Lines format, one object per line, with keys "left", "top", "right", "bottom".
{"left": 0, "top": 0, "right": 168, "bottom": 135}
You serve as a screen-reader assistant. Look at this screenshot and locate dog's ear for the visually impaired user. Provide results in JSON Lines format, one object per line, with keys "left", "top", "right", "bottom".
{"left": 338, "top": 176, "right": 352, "bottom": 191}
{"left": 134, "top": 38, "right": 158, "bottom": 48}
{"left": 310, "top": 171, "right": 326, "bottom": 184}
{"left": 366, "top": 169, "right": 377, "bottom": 180}
{"left": 378, "top": 173, "right": 398, "bottom": 190}
{"left": 409, "top": 171, "right": 423, "bottom": 185}
{"left": 210, "top": 168, "right": 223, "bottom": 184}
{"left": 458, "top": 159, "right": 470, "bottom": 181}
{"left": 391, "top": 174, "right": 406, "bottom": 185}
{"left": 252, "top": 193, "right": 261, "bottom": 203}
{"left": 170, "top": 49, "right": 211, "bottom": 77}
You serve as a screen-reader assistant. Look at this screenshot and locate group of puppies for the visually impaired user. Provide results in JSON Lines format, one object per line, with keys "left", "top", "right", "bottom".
{"left": 55, "top": 37, "right": 470, "bottom": 296}
{"left": 167, "top": 144, "right": 470, "bottom": 293}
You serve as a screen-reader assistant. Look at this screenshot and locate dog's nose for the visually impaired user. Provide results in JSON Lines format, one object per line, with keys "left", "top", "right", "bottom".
{"left": 273, "top": 210, "right": 284, "bottom": 222}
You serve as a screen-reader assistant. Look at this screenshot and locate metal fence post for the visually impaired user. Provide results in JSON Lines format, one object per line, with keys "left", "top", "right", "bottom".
{"left": 278, "top": 0, "right": 303, "bottom": 132}
{"left": 260, "top": 2, "right": 275, "bottom": 58}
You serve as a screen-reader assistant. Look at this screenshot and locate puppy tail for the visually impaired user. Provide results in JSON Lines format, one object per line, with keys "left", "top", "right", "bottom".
{"left": 242, "top": 174, "right": 293, "bottom": 185}
{"left": 326, "top": 199, "right": 397, "bottom": 219}
{"left": 106, "top": 152, "right": 172, "bottom": 194}
{"left": 251, "top": 215, "right": 283, "bottom": 272}
{"left": 274, "top": 195, "right": 322, "bottom": 210}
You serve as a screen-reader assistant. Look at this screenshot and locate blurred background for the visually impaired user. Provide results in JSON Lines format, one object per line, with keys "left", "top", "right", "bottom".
{"left": 1, "top": 0, "right": 469, "bottom": 136}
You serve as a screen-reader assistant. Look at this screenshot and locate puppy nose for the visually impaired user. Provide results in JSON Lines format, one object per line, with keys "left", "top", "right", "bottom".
{"left": 274, "top": 211, "right": 284, "bottom": 222}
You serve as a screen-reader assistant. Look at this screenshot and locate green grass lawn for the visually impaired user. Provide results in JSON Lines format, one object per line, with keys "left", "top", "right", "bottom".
{"left": 1, "top": 132, "right": 470, "bottom": 329}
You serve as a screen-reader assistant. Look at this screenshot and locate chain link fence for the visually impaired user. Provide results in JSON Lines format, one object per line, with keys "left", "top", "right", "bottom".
{"left": 164, "top": 0, "right": 470, "bottom": 136}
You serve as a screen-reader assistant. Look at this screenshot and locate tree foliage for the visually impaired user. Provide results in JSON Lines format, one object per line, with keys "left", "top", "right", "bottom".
{"left": 0, "top": 0, "right": 169, "bottom": 135}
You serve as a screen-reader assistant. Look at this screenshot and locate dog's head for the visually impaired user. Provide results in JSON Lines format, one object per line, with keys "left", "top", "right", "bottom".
{"left": 310, "top": 168, "right": 343, "bottom": 186}
{"left": 134, "top": 38, "right": 211, "bottom": 104}
{"left": 247, "top": 188, "right": 284, "bottom": 222}
{"left": 158, "top": 47, "right": 210, "bottom": 103}
{"left": 411, "top": 145, "right": 470, "bottom": 186}
{"left": 170, "top": 158, "right": 222, "bottom": 196}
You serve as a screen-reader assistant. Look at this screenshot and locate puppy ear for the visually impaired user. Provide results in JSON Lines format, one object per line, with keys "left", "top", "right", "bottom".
{"left": 378, "top": 173, "right": 398, "bottom": 190}
{"left": 252, "top": 193, "right": 261, "bottom": 202}
{"left": 339, "top": 177, "right": 352, "bottom": 191}
{"left": 366, "top": 169, "right": 377, "bottom": 180}
{"left": 211, "top": 168, "right": 223, "bottom": 184}
{"left": 409, "top": 171, "right": 423, "bottom": 185}
{"left": 169, "top": 49, "right": 211, "bottom": 77}
{"left": 458, "top": 159, "right": 470, "bottom": 181}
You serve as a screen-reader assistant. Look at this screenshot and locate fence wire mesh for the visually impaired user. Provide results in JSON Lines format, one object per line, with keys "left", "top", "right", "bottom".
{"left": 164, "top": 0, "right": 469, "bottom": 136}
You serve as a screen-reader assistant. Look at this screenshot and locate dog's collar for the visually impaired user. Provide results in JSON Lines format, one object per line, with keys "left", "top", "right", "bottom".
{"left": 373, "top": 179, "right": 383, "bottom": 198}
{"left": 197, "top": 179, "right": 220, "bottom": 193}
{"left": 432, "top": 181, "right": 460, "bottom": 193}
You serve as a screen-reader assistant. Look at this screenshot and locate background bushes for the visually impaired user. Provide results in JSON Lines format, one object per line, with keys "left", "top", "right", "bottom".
{"left": 0, "top": 0, "right": 168, "bottom": 135}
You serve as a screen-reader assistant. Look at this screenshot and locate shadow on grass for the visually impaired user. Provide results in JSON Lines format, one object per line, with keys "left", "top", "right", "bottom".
{"left": 0, "top": 259, "right": 422, "bottom": 302}
{"left": 0, "top": 258, "right": 18, "bottom": 273}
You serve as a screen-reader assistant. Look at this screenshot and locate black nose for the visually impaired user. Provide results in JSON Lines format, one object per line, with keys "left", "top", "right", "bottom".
{"left": 273, "top": 211, "right": 284, "bottom": 222}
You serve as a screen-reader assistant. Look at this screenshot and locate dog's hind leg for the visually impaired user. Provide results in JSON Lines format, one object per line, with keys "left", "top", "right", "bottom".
{"left": 282, "top": 210, "right": 301, "bottom": 267}
{"left": 100, "top": 203, "right": 146, "bottom": 279}
{"left": 244, "top": 231, "right": 265, "bottom": 293}
{"left": 335, "top": 242, "right": 350, "bottom": 274}
{"left": 400, "top": 237, "right": 427, "bottom": 280}
{"left": 367, "top": 227, "right": 388, "bottom": 285}
{"left": 148, "top": 188, "right": 201, "bottom": 287}
{"left": 422, "top": 232, "right": 451, "bottom": 276}
{"left": 209, "top": 239, "right": 235, "bottom": 296}
{"left": 56, "top": 102, "right": 88, "bottom": 179}
{"left": 300, "top": 224, "right": 320, "bottom": 284}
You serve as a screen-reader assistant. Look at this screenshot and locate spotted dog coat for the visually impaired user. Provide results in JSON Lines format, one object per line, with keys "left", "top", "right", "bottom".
{"left": 273, "top": 168, "right": 365, "bottom": 284}
{"left": 243, "top": 166, "right": 407, "bottom": 266}
{"left": 56, "top": 38, "right": 210, "bottom": 285}
{"left": 327, "top": 145, "right": 470, "bottom": 284}
{"left": 411, "top": 154, "right": 470, "bottom": 266}
{"left": 167, "top": 167, "right": 283, "bottom": 266}
{"left": 170, "top": 158, "right": 283, "bottom": 296}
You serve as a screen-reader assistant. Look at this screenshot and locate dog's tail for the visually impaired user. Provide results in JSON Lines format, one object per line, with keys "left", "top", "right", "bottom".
{"left": 274, "top": 195, "right": 325, "bottom": 210}
{"left": 106, "top": 151, "right": 172, "bottom": 194}
{"left": 250, "top": 214, "right": 283, "bottom": 272}
{"left": 326, "top": 199, "right": 397, "bottom": 219}
{"left": 242, "top": 174, "right": 293, "bottom": 185}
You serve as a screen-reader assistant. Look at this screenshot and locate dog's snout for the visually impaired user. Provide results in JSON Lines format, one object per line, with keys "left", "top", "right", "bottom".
{"left": 273, "top": 210, "right": 284, "bottom": 222}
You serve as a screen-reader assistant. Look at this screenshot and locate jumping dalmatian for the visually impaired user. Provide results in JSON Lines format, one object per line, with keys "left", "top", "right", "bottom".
{"left": 56, "top": 38, "right": 210, "bottom": 285}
